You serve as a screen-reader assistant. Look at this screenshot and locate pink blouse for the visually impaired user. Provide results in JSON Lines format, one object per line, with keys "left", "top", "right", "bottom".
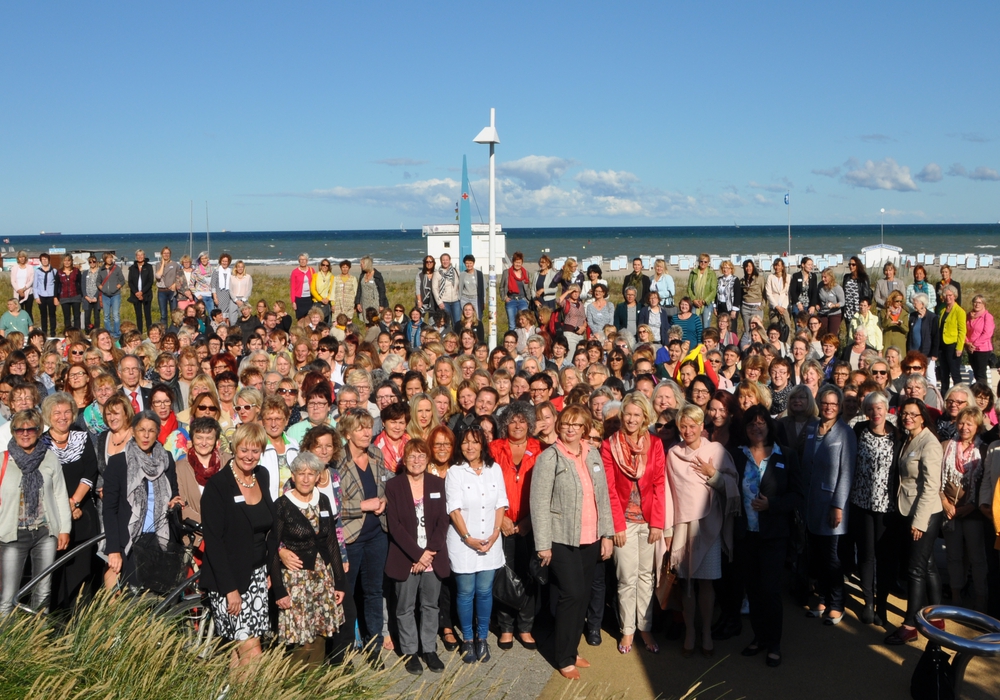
{"left": 558, "top": 440, "right": 598, "bottom": 545}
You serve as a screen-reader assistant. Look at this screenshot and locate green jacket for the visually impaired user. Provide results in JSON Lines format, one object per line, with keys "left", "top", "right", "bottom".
{"left": 687, "top": 268, "right": 718, "bottom": 305}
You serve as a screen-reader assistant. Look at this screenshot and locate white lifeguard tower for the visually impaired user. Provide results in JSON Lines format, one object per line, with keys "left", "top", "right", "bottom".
{"left": 422, "top": 223, "right": 507, "bottom": 271}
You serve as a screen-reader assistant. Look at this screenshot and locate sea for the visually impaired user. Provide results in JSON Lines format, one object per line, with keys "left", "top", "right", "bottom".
{"left": 5, "top": 224, "right": 998, "bottom": 266}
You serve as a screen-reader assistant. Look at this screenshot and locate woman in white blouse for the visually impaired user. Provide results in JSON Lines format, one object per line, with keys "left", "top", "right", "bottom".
{"left": 766, "top": 258, "right": 791, "bottom": 332}
{"left": 10, "top": 250, "right": 35, "bottom": 317}
{"left": 210, "top": 253, "right": 239, "bottom": 324}
{"left": 445, "top": 424, "right": 508, "bottom": 665}
{"left": 230, "top": 260, "right": 254, "bottom": 311}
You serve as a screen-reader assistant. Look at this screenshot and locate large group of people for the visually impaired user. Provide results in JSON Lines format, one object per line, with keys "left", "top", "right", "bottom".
{"left": 0, "top": 246, "right": 998, "bottom": 681}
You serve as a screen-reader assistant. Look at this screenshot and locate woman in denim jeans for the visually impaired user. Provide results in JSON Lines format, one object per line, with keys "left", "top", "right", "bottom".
{"left": 445, "top": 424, "right": 508, "bottom": 664}
{"left": 0, "top": 410, "right": 72, "bottom": 615}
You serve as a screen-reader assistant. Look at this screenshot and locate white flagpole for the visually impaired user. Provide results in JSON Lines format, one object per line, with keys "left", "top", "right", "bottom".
{"left": 786, "top": 193, "right": 791, "bottom": 255}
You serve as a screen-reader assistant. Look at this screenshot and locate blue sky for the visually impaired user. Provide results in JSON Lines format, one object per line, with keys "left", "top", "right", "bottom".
{"left": 1, "top": 1, "right": 998, "bottom": 234}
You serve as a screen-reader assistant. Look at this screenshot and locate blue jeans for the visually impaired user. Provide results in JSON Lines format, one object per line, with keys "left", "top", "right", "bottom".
{"left": 102, "top": 293, "right": 121, "bottom": 337}
{"left": 442, "top": 300, "right": 463, "bottom": 326}
{"left": 157, "top": 289, "right": 176, "bottom": 322}
{"left": 0, "top": 526, "right": 57, "bottom": 615}
{"left": 345, "top": 531, "right": 388, "bottom": 646}
{"left": 454, "top": 568, "right": 496, "bottom": 641}
{"left": 700, "top": 303, "right": 714, "bottom": 329}
{"left": 505, "top": 297, "right": 529, "bottom": 331}
{"left": 198, "top": 294, "right": 215, "bottom": 316}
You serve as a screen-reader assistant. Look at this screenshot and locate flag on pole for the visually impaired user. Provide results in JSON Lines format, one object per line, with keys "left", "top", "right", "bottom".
{"left": 784, "top": 193, "right": 789, "bottom": 205}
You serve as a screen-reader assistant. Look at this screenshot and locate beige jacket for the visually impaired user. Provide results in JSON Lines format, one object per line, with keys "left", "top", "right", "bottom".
{"left": 896, "top": 428, "right": 943, "bottom": 532}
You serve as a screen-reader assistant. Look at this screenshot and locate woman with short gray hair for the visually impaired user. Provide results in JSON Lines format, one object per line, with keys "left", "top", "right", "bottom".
{"left": 849, "top": 391, "right": 898, "bottom": 625}
{"left": 272, "top": 450, "right": 347, "bottom": 667}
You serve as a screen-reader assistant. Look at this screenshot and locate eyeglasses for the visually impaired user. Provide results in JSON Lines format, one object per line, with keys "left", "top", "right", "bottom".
{"left": 152, "top": 399, "right": 173, "bottom": 408}
{"left": 904, "top": 365, "right": 924, "bottom": 371}
{"left": 68, "top": 372, "right": 88, "bottom": 379}
{"left": 691, "top": 388, "right": 710, "bottom": 396}
{"left": 433, "top": 442, "right": 452, "bottom": 449}
{"left": 562, "top": 423, "right": 586, "bottom": 431}
{"left": 392, "top": 344, "right": 406, "bottom": 350}
{"left": 235, "top": 404, "right": 258, "bottom": 412}
{"left": 70, "top": 350, "right": 85, "bottom": 356}
{"left": 317, "top": 348, "right": 331, "bottom": 354}
{"left": 307, "top": 401, "right": 329, "bottom": 409}
{"left": 277, "top": 388, "right": 298, "bottom": 396}
{"left": 14, "top": 426, "right": 39, "bottom": 435}
{"left": 196, "top": 405, "right": 220, "bottom": 413}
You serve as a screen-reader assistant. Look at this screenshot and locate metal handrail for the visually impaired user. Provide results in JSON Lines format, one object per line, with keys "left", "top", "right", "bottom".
{"left": 14, "top": 533, "right": 107, "bottom": 614}
{"left": 915, "top": 605, "right": 1000, "bottom": 697}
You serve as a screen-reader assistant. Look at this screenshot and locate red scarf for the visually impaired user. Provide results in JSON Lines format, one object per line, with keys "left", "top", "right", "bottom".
{"left": 507, "top": 266, "right": 529, "bottom": 295}
{"left": 609, "top": 429, "right": 648, "bottom": 480}
{"left": 158, "top": 412, "right": 180, "bottom": 446}
{"left": 187, "top": 448, "right": 222, "bottom": 486}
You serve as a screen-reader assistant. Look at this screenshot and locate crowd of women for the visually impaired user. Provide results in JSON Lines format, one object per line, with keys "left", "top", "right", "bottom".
{"left": 0, "top": 247, "right": 998, "bottom": 682}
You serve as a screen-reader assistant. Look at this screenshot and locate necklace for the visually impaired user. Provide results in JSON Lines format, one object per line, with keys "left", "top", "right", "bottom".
{"left": 110, "top": 430, "right": 131, "bottom": 447}
{"left": 231, "top": 464, "right": 257, "bottom": 489}
{"left": 508, "top": 438, "right": 527, "bottom": 448}
{"left": 49, "top": 431, "right": 70, "bottom": 447}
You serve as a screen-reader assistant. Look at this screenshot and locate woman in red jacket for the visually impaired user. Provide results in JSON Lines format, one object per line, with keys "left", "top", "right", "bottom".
{"left": 489, "top": 401, "right": 542, "bottom": 651}
{"left": 602, "top": 392, "right": 665, "bottom": 655}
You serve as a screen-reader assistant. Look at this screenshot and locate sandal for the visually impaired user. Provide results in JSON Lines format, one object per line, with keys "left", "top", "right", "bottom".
{"left": 617, "top": 642, "right": 632, "bottom": 654}
{"left": 766, "top": 652, "right": 782, "bottom": 668}
{"left": 741, "top": 642, "right": 762, "bottom": 657}
{"left": 639, "top": 633, "right": 659, "bottom": 654}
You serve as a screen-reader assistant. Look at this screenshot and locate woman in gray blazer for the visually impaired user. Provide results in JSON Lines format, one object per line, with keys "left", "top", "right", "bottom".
{"left": 884, "top": 398, "right": 945, "bottom": 645}
{"left": 531, "top": 405, "right": 614, "bottom": 681}
{"left": 802, "top": 386, "right": 856, "bottom": 625}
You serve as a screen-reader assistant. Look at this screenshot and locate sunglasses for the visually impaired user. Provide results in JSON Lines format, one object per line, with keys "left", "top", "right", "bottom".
{"left": 392, "top": 345, "right": 406, "bottom": 350}
{"left": 277, "top": 388, "right": 298, "bottom": 395}
{"left": 196, "top": 405, "right": 220, "bottom": 413}
{"left": 235, "top": 404, "right": 257, "bottom": 412}
{"left": 872, "top": 369, "right": 888, "bottom": 375}
{"left": 904, "top": 365, "right": 924, "bottom": 371}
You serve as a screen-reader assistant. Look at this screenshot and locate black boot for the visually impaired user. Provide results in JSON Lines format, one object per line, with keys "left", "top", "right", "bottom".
{"left": 460, "top": 641, "right": 476, "bottom": 664}
{"left": 475, "top": 638, "right": 491, "bottom": 663}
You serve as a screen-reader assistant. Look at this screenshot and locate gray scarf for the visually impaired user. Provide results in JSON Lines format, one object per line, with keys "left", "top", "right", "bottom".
{"left": 8, "top": 438, "right": 48, "bottom": 520}
{"left": 124, "top": 439, "right": 172, "bottom": 554}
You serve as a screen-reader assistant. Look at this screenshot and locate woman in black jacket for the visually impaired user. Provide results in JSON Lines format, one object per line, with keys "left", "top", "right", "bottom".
{"left": 733, "top": 405, "right": 803, "bottom": 668}
{"left": 272, "top": 451, "right": 347, "bottom": 667}
{"left": 385, "top": 439, "right": 451, "bottom": 676}
{"left": 201, "top": 422, "right": 286, "bottom": 667}
{"left": 103, "top": 411, "right": 183, "bottom": 588}
{"left": 906, "top": 292, "right": 939, "bottom": 359}
{"left": 841, "top": 256, "right": 871, "bottom": 326}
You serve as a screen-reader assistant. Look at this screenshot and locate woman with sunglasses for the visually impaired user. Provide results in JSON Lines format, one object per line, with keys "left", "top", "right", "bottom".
{"left": 0, "top": 409, "right": 73, "bottom": 615}
{"left": 310, "top": 259, "right": 334, "bottom": 322}
{"left": 233, "top": 387, "right": 262, "bottom": 426}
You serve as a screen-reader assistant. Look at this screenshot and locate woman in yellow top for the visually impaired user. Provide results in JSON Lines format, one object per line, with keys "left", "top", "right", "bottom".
{"left": 937, "top": 284, "right": 966, "bottom": 394}
{"left": 310, "top": 259, "right": 335, "bottom": 323}
{"left": 331, "top": 260, "right": 358, "bottom": 322}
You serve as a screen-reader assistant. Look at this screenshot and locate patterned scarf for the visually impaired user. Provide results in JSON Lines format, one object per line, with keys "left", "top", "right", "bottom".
{"left": 157, "top": 412, "right": 180, "bottom": 447}
{"left": 437, "top": 266, "right": 457, "bottom": 299}
{"left": 8, "top": 438, "right": 49, "bottom": 519}
{"left": 124, "top": 439, "right": 172, "bottom": 554}
{"left": 609, "top": 429, "right": 648, "bottom": 480}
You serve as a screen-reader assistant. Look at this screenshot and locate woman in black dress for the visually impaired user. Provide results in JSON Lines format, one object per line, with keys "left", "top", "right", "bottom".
{"left": 41, "top": 392, "right": 100, "bottom": 609}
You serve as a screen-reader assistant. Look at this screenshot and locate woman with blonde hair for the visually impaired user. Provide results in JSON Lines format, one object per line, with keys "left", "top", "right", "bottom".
{"left": 310, "top": 258, "right": 335, "bottom": 322}
{"left": 665, "top": 403, "right": 740, "bottom": 657}
{"left": 270, "top": 349, "right": 295, "bottom": 379}
{"left": 407, "top": 392, "right": 440, "bottom": 441}
{"left": 817, "top": 269, "right": 845, "bottom": 337}
{"left": 602, "top": 392, "right": 665, "bottom": 654}
{"left": 766, "top": 258, "right": 791, "bottom": 332}
{"left": 355, "top": 255, "right": 388, "bottom": 318}
{"left": 430, "top": 386, "right": 456, "bottom": 425}
{"left": 880, "top": 290, "right": 909, "bottom": 354}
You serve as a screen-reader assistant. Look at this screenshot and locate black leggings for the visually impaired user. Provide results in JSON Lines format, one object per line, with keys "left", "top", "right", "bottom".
{"left": 61, "top": 301, "right": 81, "bottom": 331}
{"left": 37, "top": 297, "right": 57, "bottom": 337}
{"left": 890, "top": 510, "right": 944, "bottom": 627}
{"left": 549, "top": 541, "right": 601, "bottom": 669}
{"left": 849, "top": 505, "right": 893, "bottom": 609}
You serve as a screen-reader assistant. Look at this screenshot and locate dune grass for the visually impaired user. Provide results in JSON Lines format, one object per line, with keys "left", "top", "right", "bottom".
{"left": 0, "top": 593, "right": 390, "bottom": 700}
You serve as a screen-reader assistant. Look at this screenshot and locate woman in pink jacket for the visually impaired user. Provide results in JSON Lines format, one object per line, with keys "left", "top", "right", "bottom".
{"left": 965, "top": 295, "right": 995, "bottom": 386}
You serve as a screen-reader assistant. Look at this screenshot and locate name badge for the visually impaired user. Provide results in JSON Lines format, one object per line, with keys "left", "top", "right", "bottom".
{"left": 381, "top": 475, "right": 387, "bottom": 482}
{"left": 429, "top": 492, "right": 441, "bottom": 499}
{"left": 233, "top": 495, "right": 245, "bottom": 504}
{"left": 320, "top": 510, "right": 330, "bottom": 517}
{"left": 775, "top": 462, "right": 785, "bottom": 469}
{"left": 593, "top": 466, "right": 601, "bottom": 473}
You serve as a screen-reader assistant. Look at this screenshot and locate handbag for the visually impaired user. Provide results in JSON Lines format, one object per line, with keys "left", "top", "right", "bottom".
{"left": 492, "top": 564, "right": 528, "bottom": 610}
{"left": 528, "top": 554, "right": 549, "bottom": 586}
{"left": 942, "top": 481, "right": 965, "bottom": 506}
{"left": 655, "top": 557, "right": 677, "bottom": 610}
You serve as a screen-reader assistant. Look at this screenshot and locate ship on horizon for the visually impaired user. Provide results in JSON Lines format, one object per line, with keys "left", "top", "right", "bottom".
{"left": 39, "top": 231, "right": 62, "bottom": 235}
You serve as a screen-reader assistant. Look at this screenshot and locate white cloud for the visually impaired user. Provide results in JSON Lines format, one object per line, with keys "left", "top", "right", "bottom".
{"left": 496, "top": 155, "right": 576, "bottom": 190}
{"left": 811, "top": 167, "right": 840, "bottom": 178}
{"left": 574, "top": 169, "right": 640, "bottom": 197}
{"left": 841, "top": 158, "right": 918, "bottom": 192}
{"left": 297, "top": 167, "right": 719, "bottom": 221}
{"left": 752, "top": 193, "right": 775, "bottom": 206}
{"left": 915, "top": 163, "right": 942, "bottom": 183}
{"left": 374, "top": 158, "right": 428, "bottom": 167}
{"left": 860, "top": 134, "right": 893, "bottom": 143}
{"left": 969, "top": 166, "right": 1000, "bottom": 181}
{"left": 719, "top": 192, "right": 747, "bottom": 207}
{"left": 947, "top": 163, "right": 1000, "bottom": 181}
